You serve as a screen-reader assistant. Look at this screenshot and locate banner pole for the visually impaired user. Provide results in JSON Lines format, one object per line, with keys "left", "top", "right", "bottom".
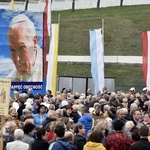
{"left": 102, "top": 19, "right": 104, "bottom": 46}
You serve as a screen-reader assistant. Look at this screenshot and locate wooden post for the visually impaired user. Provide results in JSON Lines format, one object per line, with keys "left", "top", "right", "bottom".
{"left": 0, "top": 115, "right": 5, "bottom": 150}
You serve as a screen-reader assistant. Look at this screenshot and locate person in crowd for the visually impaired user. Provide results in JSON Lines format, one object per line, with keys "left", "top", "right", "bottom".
{"left": 49, "top": 122, "right": 71, "bottom": 150}
{"left": 31, "top": 128, "right": 49, "bottom": 150}
{"left": 73, "top": 123, "right": 86, "bottom": 150}
{"left": 124, "top": 121, "right": 135, "bottom": 137}
{"left": 122, "top": 98, "right": 128, "bottom": 108}
{"left": 86, "top": 88, "right": 93, "bottom": 97}
{"left": 47, "top": 121, "right": 60, "bottom": 142}
{"left": 49, "top": 104, "right": 55, "bottom": 111}
{"left": 105, "top": 120, "right": 132, "bottom": 150}
{"left": 28, "top": 88, "right": 35, "bottom": 98}
{"left": 7, "top": 14, "right": 42, "bottom": 82}
{"left": 22, "top": 123, "right": 35, "bottom": 149}
{"left": 17, "top": 99, "right": 26, "bottom": 120}
{"left": 109, "top": 92, "right": 118, "bottom": 107}
{"left": 8, "top": 107, "right": 20, "bottom": 127}
{"left": 130, "top": 103, "right": 138, "bottom": 113}
{"left": 5, "top": 129, "right": 29, "bottom": 150}
{"left": 26, "top": 98, "right": 37, "bottom": 114}
{"left": 102, "top": 87, "right": 108, "bottom": 95}
{"left": 46, "top": 89, "right": 53, "bottom": 98}
{"left": 131, "top": 127, "right": 140, "bottom": 143}
{"left": 62, "top": 117, "right": 74, "bottom": 133}
{"left": 140, "top": 112, "right": 150, "bottom": 127}
{"left": 12, "top": 90, "right": 20, "bottom": 103}
{"left": 43, "top": 110, "right": 58, "bottom": 132}
{"left": 109, "top": 106, "right": 117, "bottom": 120}
{"left": 20, "top": 108, "right": 31, "bottom": 122}
{"left": 128, "top": 94, "right": 136, "bottom": 112}
{"left": 71, "top": 104, "right": 81, "bottom": 123}
{"left": 84, "top": 129, "right": 106, "bottom": 150}
{"left": 3, "top": 120, "right": 17, "bottom": 150}
{"left": 24, "top": 115, "right": 34, "bottom": 125}
{"left": 89, "top": 95, "right": 99, "bottom": 107}
{"left": 131, "top": 110, "right": 141, "bottom": 126}
{"left": 41, "top": 96, "right": 51, "bottom": 110}
{"left": 130, "top": 126, "right": 150, "bottom": 150}
{"left": 93, "top": 118, "right": 111, "bottom": 144}
{"left": 112, "top": 108, "right": 127, "bottom": 129}
{"left": 63, "top": 105, "right": 73, "bottom": 118}
{"left": 34, "top": 104, "right": 48, "bottom": 129}
{"left": 64, "top": 131, "right": 79, "bottom": 150}
{"left": 92, "top": 104, "right": 105, "bottom": 127}
{"left": 55, "top": 108, "right": 63, "bottom": 121}
{"left": 78, "top": 106, "right": 92, "bottom": 138}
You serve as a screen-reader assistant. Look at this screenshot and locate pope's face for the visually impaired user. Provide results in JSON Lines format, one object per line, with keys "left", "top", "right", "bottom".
{"left": 8, "top": 22, "right": 37, "bottom": 76}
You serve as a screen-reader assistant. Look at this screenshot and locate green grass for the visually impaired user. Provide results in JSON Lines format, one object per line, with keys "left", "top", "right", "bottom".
{"left": 50, "top": 5, "right": 150, "bottom": 92}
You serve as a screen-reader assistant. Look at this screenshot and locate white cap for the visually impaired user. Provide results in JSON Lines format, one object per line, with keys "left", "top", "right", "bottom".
{"left": 61, "top": 100, "right": 68, "bottom": 107}
{"left": 143, "top": 87, "right": 147, "bottom": 91}
{"left": 129, "top": 87, "right": 135, "bottom": 91}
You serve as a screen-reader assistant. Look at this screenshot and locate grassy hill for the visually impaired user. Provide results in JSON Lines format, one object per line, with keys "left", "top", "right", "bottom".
{"left": 51, "top": 5, "right": 150, "bottom": 92}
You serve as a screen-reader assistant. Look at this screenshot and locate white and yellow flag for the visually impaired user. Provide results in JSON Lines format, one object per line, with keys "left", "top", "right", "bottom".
{"left": 46, "top": 24, "right": 59, "bottom": 95}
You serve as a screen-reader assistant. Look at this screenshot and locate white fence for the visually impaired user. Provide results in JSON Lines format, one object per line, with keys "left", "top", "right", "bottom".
{"left": 0, "top": 0, "right": 150, "bottom": 12}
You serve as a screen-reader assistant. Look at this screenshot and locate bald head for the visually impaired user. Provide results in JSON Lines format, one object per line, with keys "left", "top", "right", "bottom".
{"left": 64, "top": 131, "right": 74, "bottom": 143}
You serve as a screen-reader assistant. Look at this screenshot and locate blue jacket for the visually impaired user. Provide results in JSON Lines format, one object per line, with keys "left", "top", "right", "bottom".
{"left": 34, "top": 113, "right": 48, "bottom": 129}
{"left": 78, "top": 114, "right": 92, "bottom": 138}
{"left": 51, "top": 139, "right": 71, "bottom": 150}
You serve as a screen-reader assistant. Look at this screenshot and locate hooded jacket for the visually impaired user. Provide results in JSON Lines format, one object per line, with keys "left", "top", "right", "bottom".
{"left": 51, "top": 139, "right": 71, "bottom": 150}
{"left": 78, "top": 114, "right": 92, "bottom": 138}
{"left": 83, "top": 141, "right": 106, "bottom": 150}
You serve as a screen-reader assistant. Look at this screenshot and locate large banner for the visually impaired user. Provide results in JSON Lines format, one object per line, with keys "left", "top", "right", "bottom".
{"left": 0, "top": 9, "right": 44, "bottom": 91}
{"left": 89, "top": 29, "right": 104, "bottom": 94}
{"left": 142, "top": 31, "right": 150, "bottom": 90}
{"left": 46, "top": 24, "right": 59, "bottom": 95}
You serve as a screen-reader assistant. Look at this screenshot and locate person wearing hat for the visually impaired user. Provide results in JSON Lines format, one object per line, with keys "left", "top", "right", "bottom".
{"left": 129, "top": 87, "right": 136, "bottom": 94}
{"left": 143, "top": 87, "right": 147, "bottom": 94}
{"left": 60, "top": 100, "right": 68, "bottom": 109}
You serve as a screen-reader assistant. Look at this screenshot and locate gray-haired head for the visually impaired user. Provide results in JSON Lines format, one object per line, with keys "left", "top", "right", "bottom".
{"left": 103, "top": 104, "right": 110, "bottom": 111}
{"left": 14, "top": 129, "right": 24, "bottom": 140}
{"left": 10, "top": 14, "right": 31, "bottom": 25}
{"left": 9, "top": 14, "right": 36, "bottom": 36}
{"left": 56, "top": 109, "right": 63, "bottom": 117}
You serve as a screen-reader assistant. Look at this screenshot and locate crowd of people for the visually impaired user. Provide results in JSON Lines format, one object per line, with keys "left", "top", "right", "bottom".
{"left": 2, "top": 86, "right": 150, "bottom": 150}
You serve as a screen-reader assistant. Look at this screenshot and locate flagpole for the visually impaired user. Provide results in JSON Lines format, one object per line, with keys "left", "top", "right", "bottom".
{"left": 102, "top": 19, "right": 104, "bottom": 46}
{"left": 58, "top": 14, "right": 60, "bottom": 26}
{"left": 102, "top": 19, "right": 105, "bottom": 87}
{"left": 11, "top": 0, "right": 14, "bottom": 10}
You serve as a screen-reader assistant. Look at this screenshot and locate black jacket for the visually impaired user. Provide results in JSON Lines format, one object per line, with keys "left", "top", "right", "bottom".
{"left": 42, "top": 117, "right": 56, "bottom": 132}
{"left": 130, "top": 138, "right": 150, "bottom": 150}
{"left": 31, "top": 139, "right": 49, "bottom": 150}
{"left": 74, "top": 135, "right": 86, "bottom": 150}
{"left": 70, "top": 143, "right": 79, "bottom": 150}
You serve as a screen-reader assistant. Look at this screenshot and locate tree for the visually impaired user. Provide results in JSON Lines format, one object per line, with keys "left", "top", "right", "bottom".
{"left": 97, "top": 0, "right": 100, "bottom": 9}
{"left": 120, "top": 0, "right": 124, "bottom": 7}
{"left": 25, "top": 0, "right": 29, "bottom": 10}
{"left": 72, "top": 0, "right": 75, "bottom": 12}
